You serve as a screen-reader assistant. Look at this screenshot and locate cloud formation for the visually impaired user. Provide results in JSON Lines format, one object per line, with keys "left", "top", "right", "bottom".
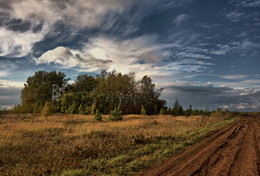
{"left": 0, "top": 24, "right": 48, "bottom": 57}
{"left": 174, "top": 14, "right": 190, "bottom": 26}
{"left": 35, "top": 35, "right": 212, "bottom": 79}
{"left": 162, "top": 83, "right": 260, "bottom": 111}
{"left": 4, "top": 0, "right": 134, "bottom": 29}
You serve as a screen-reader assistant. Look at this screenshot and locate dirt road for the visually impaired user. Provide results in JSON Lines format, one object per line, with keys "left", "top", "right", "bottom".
{"left": 141, "top": 115, "right": 260, "bottom": 176}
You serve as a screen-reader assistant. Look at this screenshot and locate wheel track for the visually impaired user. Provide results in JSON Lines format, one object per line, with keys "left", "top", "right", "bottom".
{"left": 191, "top": 119, "right": 249, "bottom": 176}
{"left": 140, "top": 116, "right": 260, "bottom": 176}
{"left": 162, "top": 120, "right": 243, "bottom": 176}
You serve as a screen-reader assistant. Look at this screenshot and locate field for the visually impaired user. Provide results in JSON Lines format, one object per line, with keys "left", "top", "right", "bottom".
{"left": 0, "top": 113, "right": 237, "bottom": 175}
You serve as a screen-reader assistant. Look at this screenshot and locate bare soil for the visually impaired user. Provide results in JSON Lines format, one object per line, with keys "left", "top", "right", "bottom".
{"left": 140, "top": 115, "right": 260, "bottom": 176}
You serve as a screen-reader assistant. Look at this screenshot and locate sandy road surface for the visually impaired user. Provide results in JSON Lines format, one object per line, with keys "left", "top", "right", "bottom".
{"left": 140, "top": 115, "right": 260, "bottom": 176}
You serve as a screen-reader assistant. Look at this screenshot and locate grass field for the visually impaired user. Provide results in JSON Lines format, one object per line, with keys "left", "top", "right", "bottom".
{"left": 0, "top": 113, "right": 238, "bottom": 175}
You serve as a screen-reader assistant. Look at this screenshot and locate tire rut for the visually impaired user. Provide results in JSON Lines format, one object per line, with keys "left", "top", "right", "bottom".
{"left": 139, "top": 116, "right": 260, "bottom": 176}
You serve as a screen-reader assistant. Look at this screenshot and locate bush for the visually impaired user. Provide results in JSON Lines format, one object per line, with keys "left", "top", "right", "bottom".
{"left": 94, "top": 109, "right": 102, "bottom": 121}
{"left": 67, "top": 102, "right": 77, "bottom": 114}
{"left": 78, "top": 104, "right": 85, "bottom": 115}
{"left": 109, "top": 107, "right": 123, "bottom": 121}
{"left": 41, "top": 102, "right": 52, "bottom": 116}
{"left": 141, "top": 105, "right": 146, "bottom": 115}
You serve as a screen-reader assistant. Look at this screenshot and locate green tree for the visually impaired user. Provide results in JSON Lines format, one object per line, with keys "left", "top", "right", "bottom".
{"left": 21, "top": 71, "right": 69, "bottom": 113}
{"left": 94, "top": 109, "right": 102, "bottom": 121}
{"left": 138, "top": 76, "right": 165, "bottom": 114}
{"left": 186, "top": 104, "right": 193, "bottom": 116}
{"left": 109, "top": 107, "right": 123, "bottom": 121}
{"left": 172, "top": 99, "right": 183, "bottom": 116}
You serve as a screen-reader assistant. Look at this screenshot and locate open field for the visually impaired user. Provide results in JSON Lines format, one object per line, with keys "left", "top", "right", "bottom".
{"left": 141, "top": 114, "right": 260, "bottom": 176}
{"left": 0, "top": 113, "right": 238, "bottom": 175}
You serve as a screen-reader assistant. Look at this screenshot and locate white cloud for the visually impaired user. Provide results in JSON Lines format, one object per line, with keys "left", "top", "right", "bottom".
{"left": 236, "top": 0, "right": 260, "bottom": 7}
{"left": 9, "top": 0, "right": 134, "bottom": 29}
{"left": 0, "top": 80, "right": 24, "bottom": 88}
{"left": 210, "top": 44, "right": 232, "bottom": 55}
{"left": 174, "top": 14, "right": 190, "bottom": 26}
{"left": 35, "top": 35, "right": 170, "bottom": 78}
{"left": 0, "top": 24, "right": 48, "bottom": 57}
{"left": 35, "top": 46, "right": 112, "bottom": 72}
{"left": 176, "top": 52, "right": 211, "bottom": 59}
{"left": 226, "top": 11, "right": 245, "bottom": 22}
{"left": 221, "top": 74, "right": 248, "bottom": 80}
{"left": 36, "top": 35, "right": 211, "bottom": 79}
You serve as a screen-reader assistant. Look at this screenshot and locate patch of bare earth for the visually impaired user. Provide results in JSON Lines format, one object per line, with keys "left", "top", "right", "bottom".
{"left": 140, "top": 115, "right": 260, "bottom": 176}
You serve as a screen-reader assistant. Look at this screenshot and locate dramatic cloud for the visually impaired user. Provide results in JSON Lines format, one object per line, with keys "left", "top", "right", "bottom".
{"left": 4, "top": 0, "right": 134, "bottom": 29}
{"left": 36, "top": 35, "right": 212, "bottom": 78}
{"left": 0, "top": 25, "right": 48, "bottom": 57}
{"left": 162, "top": 83, "right": 260, "bottom": 111}
{"left": 35, "top": 46, "right": 112, "bottom": 72}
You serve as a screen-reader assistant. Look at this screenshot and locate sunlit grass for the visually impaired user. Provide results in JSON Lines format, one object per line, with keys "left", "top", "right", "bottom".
{"left": 0, "top": 113, "right": 238, "bottom": 175}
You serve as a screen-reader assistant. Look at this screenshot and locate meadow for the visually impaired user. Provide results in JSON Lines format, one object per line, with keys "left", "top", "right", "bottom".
{"left": 0, "top": 113, "right": 237, "bottom": 176}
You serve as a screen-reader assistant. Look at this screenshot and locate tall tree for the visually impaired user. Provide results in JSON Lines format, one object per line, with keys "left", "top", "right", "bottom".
{"left": 21, "top": 71, "right": 69, "bottom": 113}
{"left": 138, "top": 75, "right": 165, "bottom": 114}
{"left": 172, "top": 99, "right": 183, "bottom": 116}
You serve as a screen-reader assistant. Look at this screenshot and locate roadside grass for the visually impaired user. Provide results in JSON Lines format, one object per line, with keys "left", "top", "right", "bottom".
{"left": 0, "top": 114, "right": 238, "bottom": 175}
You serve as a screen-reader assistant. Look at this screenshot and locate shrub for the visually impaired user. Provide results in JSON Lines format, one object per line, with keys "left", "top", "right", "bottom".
{"left": 91, "top": 103, "right": 96, "bottom": 115}
{"left": 94, "top": 109, "right": 102, "bottom": 121}
{"left": 159, "top": 108, "right": 166, "bottom": 115}
{"left": 141, "top": 105, "right": 146, "bottom": 115}
{"left": 78, "top": 104, "right": 85, "bottom": 115}
{"left": 109, "top": 107, "right": 123, "bottom": 121}
{"left": 41, "top": 102, "right": 52, "bottom": 116}
{"left": 67, "top": 102, "right": 77, "bottom": 114}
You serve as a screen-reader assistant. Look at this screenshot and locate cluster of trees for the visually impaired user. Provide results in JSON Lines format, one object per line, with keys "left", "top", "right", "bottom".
{"left": 158, "top": 100, "right": 212, "bottom": 116}
{"left": 14, "top": 70, "right": 166, "bottom": 115}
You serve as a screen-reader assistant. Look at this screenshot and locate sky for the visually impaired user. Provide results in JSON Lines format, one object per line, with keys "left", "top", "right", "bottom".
{"left": 0, "top": 0, "right": 260, "bottom": 111}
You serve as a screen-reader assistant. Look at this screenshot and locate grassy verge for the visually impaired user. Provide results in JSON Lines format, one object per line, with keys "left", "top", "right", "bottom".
{"left": 0, "top": 114, "right": 238, "bottom": 176}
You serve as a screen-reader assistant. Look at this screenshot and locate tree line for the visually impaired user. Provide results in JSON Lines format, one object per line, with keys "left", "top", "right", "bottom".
{"left": 13, "top": 70, "right": 166, "bottom": 115}
{"left": 12, "top": 70, "right": 221, "bottom": 117}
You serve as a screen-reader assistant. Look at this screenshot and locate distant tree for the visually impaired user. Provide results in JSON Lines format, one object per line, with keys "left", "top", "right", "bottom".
{"left": 186, "top": 104, "right": 193, "bottom": 116}
{"left": 172, "top": 99, "right": 183, "bottom": 116}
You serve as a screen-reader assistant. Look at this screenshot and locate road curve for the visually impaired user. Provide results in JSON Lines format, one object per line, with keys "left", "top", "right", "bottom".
{"left": 140, "top": 115, "right": 260, "bottom": 176}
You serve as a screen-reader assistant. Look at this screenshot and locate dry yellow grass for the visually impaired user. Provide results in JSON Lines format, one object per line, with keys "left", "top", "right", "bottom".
{"left": 0, "top": 113, "right": 237, "bottom": 175}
